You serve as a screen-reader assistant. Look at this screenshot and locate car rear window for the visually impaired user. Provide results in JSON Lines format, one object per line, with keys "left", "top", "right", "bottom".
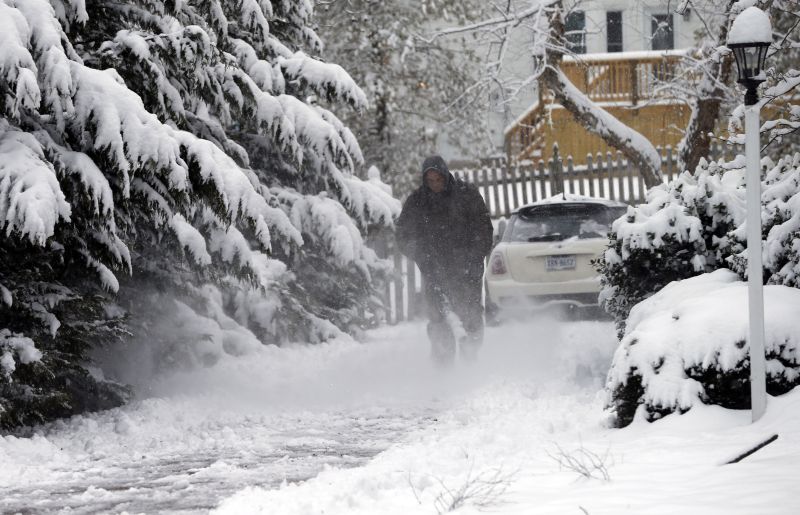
{"left": 503, "top": 203, "right": 628, "bottom": 242}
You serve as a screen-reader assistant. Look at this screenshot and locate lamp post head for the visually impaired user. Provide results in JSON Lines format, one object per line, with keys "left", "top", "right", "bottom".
{"left": 727, "top": 7, "right": 772, "bottom": 106}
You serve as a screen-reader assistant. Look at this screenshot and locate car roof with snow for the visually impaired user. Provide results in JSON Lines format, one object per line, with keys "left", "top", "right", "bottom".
{"left": 512, "top": 194, "right": 628, "bottom": 214}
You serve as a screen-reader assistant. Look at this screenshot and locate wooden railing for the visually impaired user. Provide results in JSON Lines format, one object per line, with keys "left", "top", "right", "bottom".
{"left": 505, "top": 51, "right": 688, "bottom": 164}
{"left": 559, "top": 52, "right": 682, "bottom": 104}
{"left": 507, "top": 102, "right": 547, "bottom": 161}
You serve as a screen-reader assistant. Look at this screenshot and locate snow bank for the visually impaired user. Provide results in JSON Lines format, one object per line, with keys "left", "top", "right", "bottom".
{"left": 606, "top": 269, "right": 800, "bottom": 425}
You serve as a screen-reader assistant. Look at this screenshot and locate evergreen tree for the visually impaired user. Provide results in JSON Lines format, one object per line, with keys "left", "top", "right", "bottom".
{"left": 0, "top": 0, "right": 399, "bottom": 429}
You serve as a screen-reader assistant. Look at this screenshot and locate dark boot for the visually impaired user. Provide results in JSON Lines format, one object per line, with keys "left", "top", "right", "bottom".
{"left": 459, "top": 327, "right": 483, "bottom": 362}
{"left": 428, "top": 321, "right": 455, "bottom": 367}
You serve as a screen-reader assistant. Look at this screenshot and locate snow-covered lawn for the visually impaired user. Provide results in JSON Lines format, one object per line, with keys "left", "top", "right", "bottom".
{"left": 2, "top": 317, "right": 799, "bottom": 514}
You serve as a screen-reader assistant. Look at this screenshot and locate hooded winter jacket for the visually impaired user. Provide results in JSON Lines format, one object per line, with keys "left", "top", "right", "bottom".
{"left": 396, "top": 156, "right": 493, "bottom": 279}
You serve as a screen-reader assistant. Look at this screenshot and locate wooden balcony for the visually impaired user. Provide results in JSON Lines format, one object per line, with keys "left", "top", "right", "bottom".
{"left": 505, "top": 50, "right": 691, "bottom": 165}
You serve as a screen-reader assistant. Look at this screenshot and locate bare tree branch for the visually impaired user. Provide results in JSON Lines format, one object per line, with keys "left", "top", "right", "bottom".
{"left": 676, "top": 0, "right": 737, "bottom": 174}
{"left": 546, "top": 442, "right": 613, "bottom": 482}
{"left": 429, "top": 460, "right": 519, "bottom": 514}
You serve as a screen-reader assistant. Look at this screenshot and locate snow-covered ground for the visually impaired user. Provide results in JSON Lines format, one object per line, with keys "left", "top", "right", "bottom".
{"left": 2, "top": 317, "right": 799, "bottom": 514}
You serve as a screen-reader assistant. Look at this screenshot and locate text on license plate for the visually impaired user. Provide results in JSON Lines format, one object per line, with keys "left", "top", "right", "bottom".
{"left": 546, "top": 254, "right": 576, "bottom": 271}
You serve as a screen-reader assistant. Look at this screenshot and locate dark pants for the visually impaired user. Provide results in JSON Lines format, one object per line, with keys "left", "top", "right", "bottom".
{"left": 422, "top": 266, "right": 484, "bottom": 364}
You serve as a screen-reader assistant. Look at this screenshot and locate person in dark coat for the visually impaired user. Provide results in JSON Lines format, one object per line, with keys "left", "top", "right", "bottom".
{"left": 396, "top": 155, "right": 494, "bottom": 364}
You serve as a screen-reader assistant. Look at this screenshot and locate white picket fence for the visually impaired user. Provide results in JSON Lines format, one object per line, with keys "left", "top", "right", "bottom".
{"left": 384, "top": 143, "right": 743, "bottom": 323}
{"left": 452, "top": 143, "right": 743, "bottom": 218}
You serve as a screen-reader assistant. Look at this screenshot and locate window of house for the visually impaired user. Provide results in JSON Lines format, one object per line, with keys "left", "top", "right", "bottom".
{"left": 607, "top": 11, "right": 623, "bottom": 52}
{"left": 565, "top": 11, "right": 586, "bottom": 54}
{"left": 650, "top": 13, "right": 674, "bottom": 50}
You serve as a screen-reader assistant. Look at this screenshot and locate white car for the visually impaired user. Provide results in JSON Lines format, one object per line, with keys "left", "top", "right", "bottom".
{"left": 485, "top": 196, "right": 628, "bottom": 313}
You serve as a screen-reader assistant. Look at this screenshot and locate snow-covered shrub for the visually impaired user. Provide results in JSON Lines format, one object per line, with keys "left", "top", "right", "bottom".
{"left": 597, "top": 156, "right": 746, "bottom": 338}
{"left": 605, "top": 270, "right": 800, "bottom": 427}
{"left": 0, "top": 0, "right": 399, "bottom": 429}
{"left": 743, "top": 153, "right": 800, "bottom": 287}
{"left": 600, "top": 153, "right": 800, "bottom": 426}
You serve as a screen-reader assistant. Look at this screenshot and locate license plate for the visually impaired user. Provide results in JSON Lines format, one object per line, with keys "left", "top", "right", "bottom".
{"left": 546, "top": 254, "right": 576, "bottom": 271}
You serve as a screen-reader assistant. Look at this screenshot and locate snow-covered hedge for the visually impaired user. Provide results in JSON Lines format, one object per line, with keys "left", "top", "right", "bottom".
{"left": 605, "top": 270, "right": 800, "bottom": 427}
{"left": 600, "top": 153, "right": 800, "bottom": 336}
{"left": 598, "top": 155, "right": 746, "bottom": 338}
{"left": 600, "top": 152, "right": 800, "bottom": 426}
{"left": 747, "top": 153, "right": 800, "bottom": 286}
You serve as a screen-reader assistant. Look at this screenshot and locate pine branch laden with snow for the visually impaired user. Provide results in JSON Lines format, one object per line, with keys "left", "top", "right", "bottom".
{"left": 605, "top": 269, "right": 800, "bottom": 428}
{"left": 284, "top": 190, "right": 390, "bottom": 275}
{"left": 277, "top": 52, "right": 368, "bottom": 110}
{"left": 0, "top": 0, "right": 399, "bottom": 428}
{"left": 0, "top": 329, "right": 42, "bottom": 379}
{"left": 0, "top": 120, "right": 71, "bottom": 245}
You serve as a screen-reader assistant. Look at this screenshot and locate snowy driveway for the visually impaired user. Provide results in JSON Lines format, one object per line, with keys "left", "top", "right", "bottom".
{"left": 6, "top": 318, "right": 797, "bottom": 515}
{"left": 1, "top": 318, "right": 613, "bottom": 514}
{"left": 0, "top": 403, "right": 439, "bottom": 513}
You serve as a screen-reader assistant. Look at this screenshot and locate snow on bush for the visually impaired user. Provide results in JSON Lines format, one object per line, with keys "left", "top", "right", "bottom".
{"left": 598, "top": 155, "right": 746, "bottom": 338}
{"left": 744, "top": 154, "right": 800, "bottom": 286}
{"left": 605, "top": 269, "right": 800, "bottom": 427}
{"left": 600, "top": 152, "right": 800, "bottom": 426}
{"left": 0, "top": 329, "right": 42, "bottom": 378}
{"left": 600, "top": 151, "right": 800, "bottom": 337}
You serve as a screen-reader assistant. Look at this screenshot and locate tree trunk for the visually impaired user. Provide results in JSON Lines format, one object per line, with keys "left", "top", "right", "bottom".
{"left": 677, "top": 0, "right": 737, "bottom": 174}
{"left": 541, "top": 4, "right": 664, "bottom": 188}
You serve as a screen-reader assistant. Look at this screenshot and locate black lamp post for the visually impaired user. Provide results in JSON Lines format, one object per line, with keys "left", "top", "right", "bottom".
{"left": 727, "top": 6, "right": 772, "bottom": 422}
{"left": 728, "top": 41, "right": 770, "bottom": 105}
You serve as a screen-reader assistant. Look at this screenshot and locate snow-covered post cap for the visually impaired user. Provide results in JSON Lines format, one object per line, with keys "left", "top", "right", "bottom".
{"left": 727, "top": 6, "right": 771, "bottom": 105}
{"left": 728, "top": 7, "right": 772, "bottom": 46}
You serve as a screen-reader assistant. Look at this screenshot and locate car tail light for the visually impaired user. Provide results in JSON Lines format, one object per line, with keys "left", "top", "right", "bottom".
{"left": 489, "top": 252, "right": 507, "bottom": 275}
